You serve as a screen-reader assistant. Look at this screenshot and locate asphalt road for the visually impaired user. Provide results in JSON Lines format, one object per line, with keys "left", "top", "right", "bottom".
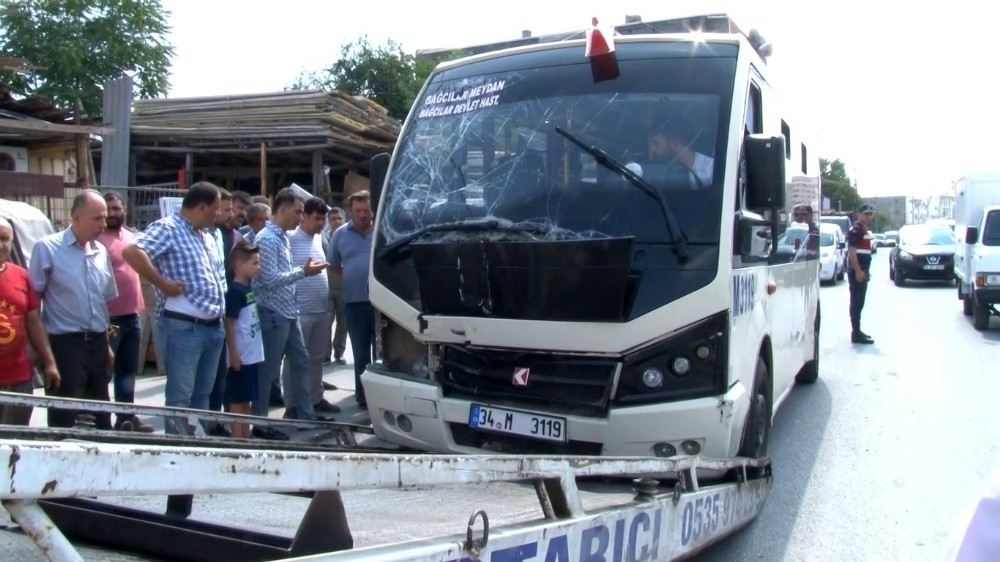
{"left": 703, "top": 250, "right": 1000, "bottom": 560}
{"left": 4, "top": 251, "right": 1000, "bottom": 561}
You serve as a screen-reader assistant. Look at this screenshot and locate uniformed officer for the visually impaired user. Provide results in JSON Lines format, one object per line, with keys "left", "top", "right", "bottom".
{"left": 846, "top": 204, "right": 876, "bottom": 344}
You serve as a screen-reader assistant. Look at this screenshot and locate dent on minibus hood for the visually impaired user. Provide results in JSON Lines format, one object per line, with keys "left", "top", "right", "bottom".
{"left": 409, "top": 235, "right": 635, "bottom": 322}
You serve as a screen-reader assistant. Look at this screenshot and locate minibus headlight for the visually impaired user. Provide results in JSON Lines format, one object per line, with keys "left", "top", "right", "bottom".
{"left": 615, "top": 312, "right": 728, "bottom": 405}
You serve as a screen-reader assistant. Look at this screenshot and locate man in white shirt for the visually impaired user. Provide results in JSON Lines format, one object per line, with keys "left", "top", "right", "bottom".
{"left": 287, "top": 196, "right": 340, "bottom": 414}
{"left": 647, "top": 122, "right": 714, "bottom": 188}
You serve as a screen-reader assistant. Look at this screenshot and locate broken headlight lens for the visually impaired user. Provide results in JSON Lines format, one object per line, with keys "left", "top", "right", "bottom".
{"left": 381, "top": 317, "right": 432, "bottom": 380}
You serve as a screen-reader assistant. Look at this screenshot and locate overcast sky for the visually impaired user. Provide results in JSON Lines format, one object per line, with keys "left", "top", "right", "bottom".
{"left": 161, "top": 0, "right": 1000, "bottom": 199}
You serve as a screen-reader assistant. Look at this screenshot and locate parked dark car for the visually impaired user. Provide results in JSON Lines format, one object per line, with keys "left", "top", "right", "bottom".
{"left": 889, "top": 225, "right": 956, "bottom": 286}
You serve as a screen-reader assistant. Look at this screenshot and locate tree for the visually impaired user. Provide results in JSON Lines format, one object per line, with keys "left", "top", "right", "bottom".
{"left": 0, "top": 0, "right": 173, "bottom": 116}
{"left": 820, "top": 157, "right": 862, "bottom": 213}
{"left": 293, "top": 37, "right": 438, "bottom": 120}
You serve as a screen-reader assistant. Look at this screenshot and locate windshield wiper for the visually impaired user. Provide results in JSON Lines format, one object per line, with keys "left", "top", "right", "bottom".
{"left": 555, "top": 126, "right": 688, "bottom": 262}
{"left": 378, "top": 218, "right": 550, "bottom": 260}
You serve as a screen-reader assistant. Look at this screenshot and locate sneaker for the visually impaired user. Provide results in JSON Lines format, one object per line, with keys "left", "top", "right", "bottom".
{"left": 851, "top": 332, "right": 874, "bottom": 344}
{"left": 251, "top": 426, "right": 290, "bottom": 441}
{"left": 313, "top": 399, "right": 341, "bottom": 414}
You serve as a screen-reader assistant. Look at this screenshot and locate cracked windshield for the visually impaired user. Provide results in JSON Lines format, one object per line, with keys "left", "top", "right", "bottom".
{"left": 380, "top": 48, "right": 733, "bottom": 251}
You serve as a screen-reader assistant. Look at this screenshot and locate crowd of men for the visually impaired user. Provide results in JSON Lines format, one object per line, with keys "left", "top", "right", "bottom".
{"left": 0, "top": 183, "right": 375, "bottom": 440}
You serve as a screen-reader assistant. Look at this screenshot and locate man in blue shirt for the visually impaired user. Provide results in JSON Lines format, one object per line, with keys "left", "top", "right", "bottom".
{"left": 327, "top": 190, "right": 374, "bottom": 408}
{"left": 124, "top": 182, "right": 226, "bottom": 434}
{"left": 29, "top": 189, "right": 118, "bottom": 429}
{"left": 253, "top": 188, "right": 327, "bottom": 421}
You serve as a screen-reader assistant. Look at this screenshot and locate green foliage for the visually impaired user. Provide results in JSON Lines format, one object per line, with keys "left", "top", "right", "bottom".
{"left": 820, "top": 157, "right": 861, "bottom": 213}
{"left": 0, "top": 0, "right": 173, "bottom": 116}
{"left": 292, "top": 36, "right": 439, "bottom": 120}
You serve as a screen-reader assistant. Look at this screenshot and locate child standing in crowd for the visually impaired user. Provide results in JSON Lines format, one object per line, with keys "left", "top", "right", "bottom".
{"left": 223, "top": 242, "right": 269, "bottom": 439}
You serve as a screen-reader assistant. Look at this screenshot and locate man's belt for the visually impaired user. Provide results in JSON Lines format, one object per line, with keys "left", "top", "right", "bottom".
{"left": 50, "top": 331, "right": 107, "bottom": 341}
{"left": 162, "top": 310, "right": 221, "bottom": 327}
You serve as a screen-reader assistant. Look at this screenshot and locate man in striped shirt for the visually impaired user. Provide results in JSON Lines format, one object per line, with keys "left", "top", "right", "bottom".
{"left": 253, "top": 188, "right": 327, "bottom": 421}
{"left": 287, "top": 197, "right": 340, "bottom": 414}
{"left": 124, "top": 182, "right": 227, "bottom": 434}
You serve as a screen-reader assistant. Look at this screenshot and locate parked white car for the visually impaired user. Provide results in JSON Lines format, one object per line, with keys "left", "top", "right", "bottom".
{"left": 819, "top": 223, "right": 846, "bottom": 283}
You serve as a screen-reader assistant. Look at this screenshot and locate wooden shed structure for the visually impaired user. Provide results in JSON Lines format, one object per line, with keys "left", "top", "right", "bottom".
{"left": 112, "top": 90, "right": 400, "bottom": 199}
{"left": 0, "top": 84, "right": 108, "bottom": 223}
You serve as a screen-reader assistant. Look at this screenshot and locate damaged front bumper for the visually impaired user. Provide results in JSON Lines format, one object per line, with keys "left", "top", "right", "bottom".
{"left": 362, "top": 368, "right": 749, "bottom": 458}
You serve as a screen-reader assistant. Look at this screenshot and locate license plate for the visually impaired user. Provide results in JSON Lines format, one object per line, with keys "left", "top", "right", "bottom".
{"left": 923, "top": 264, "right": 945, "bottom": 270}
{"left": 468, "top": 404, "right": 567, "bottom": 443}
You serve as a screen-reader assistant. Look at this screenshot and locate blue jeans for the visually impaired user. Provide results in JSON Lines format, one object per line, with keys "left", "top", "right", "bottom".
{"left": 158, "top": 316, "right": 225, "bottom": 434}
{"left": 109, "top": 314, "right": 141, "bottom": 405}
{"left": 254, "top": 307, "right": 316, "bottom": 419}
{"left": 345, "top": 302, "right": 375, "bottom": 403}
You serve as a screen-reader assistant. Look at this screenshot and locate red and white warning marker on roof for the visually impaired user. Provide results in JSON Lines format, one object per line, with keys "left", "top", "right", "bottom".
{"left": 585, "top": 17, "right": 619, "bottom": 82}
{"left": 585, "top": 17, "right": 615, "bottom": 57}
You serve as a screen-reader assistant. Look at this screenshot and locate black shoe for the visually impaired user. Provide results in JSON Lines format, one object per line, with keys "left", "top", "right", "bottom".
{"left": 858, "top": 330, "right": 873, "bottom": 339}
{"left": 851, "top": 332, "right": 874, "bottom": 344}
{"left": 251, "top": 426, "right": 290, "bottom": 440}
{"left": 206, "top": 423, "right": 232, "bottom": 438}
{"left": 115, "top": 415, "right": 155, "bottom": 433}
{"left": 282, "top": 408, "right": 298, "bottom": 419}
{"left": 313, "top": 399, "right": 341, "bottom": 414}
{"left": 322, "top": 381, "right": 339, "bottom": 391}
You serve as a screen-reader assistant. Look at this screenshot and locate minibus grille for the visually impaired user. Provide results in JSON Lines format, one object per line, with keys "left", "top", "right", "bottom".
{"left": 438, "top": 346, "right": 617, "bottom": 417}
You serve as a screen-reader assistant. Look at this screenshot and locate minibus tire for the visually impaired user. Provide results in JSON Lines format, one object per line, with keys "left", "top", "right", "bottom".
{"left": 738, "top": 357, "right": 771, "bottom": 458}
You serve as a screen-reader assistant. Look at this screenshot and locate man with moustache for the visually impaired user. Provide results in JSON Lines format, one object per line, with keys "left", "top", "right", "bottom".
{"left": 207, "top": 189, "right": 246, "bottom": 434}
{"left": 29, "top": 189, "right": 118, "bottom": 429}
{"left": 327, "top": 191, "right": 375, "bottom": 408}
{"left": 232, "top": 190, "right": 251, "bottom": 229}
{"left": 97, "top": 192, "right": 152, "bottom": 432}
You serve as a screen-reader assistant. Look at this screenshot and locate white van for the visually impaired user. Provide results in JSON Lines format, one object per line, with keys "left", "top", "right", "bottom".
{"left": 954, "top": 172, "right": 1000, "bottom": 330}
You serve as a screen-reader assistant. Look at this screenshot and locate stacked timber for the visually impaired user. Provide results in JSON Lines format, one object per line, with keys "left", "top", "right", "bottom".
{"left": 130, "top": 90, "right": 400, "bottom": 160}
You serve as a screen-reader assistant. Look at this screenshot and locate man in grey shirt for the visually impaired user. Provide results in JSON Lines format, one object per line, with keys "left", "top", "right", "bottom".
{"left": 29, "top": 190, "right": 118, "bottom": 429}
{"left": 327, "top": 190, "right": 374, "bottom": 407}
